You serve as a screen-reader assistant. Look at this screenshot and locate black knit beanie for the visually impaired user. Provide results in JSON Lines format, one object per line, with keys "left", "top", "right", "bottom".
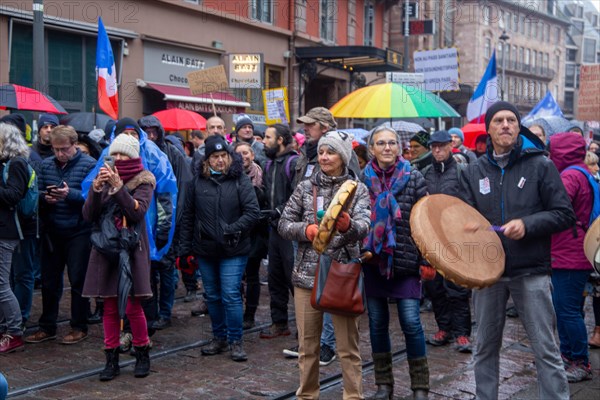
{"left": 485, "top": 101, "right": 521, "bottom": 132}
{"left": 410, "top": 131, "right": 430, "bottom": 149}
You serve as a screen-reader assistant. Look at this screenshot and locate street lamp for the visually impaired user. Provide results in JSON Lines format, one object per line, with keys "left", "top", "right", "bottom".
{"left": 499, "top": 30, "right": 510, "bottom": 101}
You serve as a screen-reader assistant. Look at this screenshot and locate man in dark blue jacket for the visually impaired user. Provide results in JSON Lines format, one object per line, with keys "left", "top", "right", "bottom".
{"left": 25, "top": 125, "right": 96, "bottom": 345}
{"left": 460, "top": 102, "right": 575, "bottom": 400}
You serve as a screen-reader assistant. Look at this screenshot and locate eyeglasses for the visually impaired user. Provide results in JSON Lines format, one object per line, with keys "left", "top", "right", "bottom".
{"left": 375, "top": 140, "right": 399, "bottom": 148}
{"left": 52, "top": 144, "right": 74, "bottom": 154}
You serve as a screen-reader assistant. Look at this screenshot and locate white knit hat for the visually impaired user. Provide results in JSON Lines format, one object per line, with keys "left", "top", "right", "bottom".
{"left": 109, "top": 133, "right": 140, "bottom": 158}
{"left": 318, "top": 130, "right": 354, "bottom": 166}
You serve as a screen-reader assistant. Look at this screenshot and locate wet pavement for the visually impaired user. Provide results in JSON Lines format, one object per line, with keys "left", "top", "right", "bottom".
{"left": 2, "top": 270, "right": 599, "bottom": 399}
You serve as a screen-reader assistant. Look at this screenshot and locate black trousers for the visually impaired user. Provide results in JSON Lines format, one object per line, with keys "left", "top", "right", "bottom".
{"left": 267, "top": 229, "right": 294, "bottom": 324}
{"left": 39, "top": 231, "right": 91, "bottom": 334}
{"left": 424, "top": 273, "right": 472, "bottom": 337}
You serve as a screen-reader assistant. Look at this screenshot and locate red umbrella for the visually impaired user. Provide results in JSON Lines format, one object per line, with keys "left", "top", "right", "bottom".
{"left": 462, "top": 123, "right": 487, "bottom": 149}
{"left": 152, "top": 109, "right": 206, "bottom": 131}
{"left": 0, "top": 84, "right": 67, "bottom": 114}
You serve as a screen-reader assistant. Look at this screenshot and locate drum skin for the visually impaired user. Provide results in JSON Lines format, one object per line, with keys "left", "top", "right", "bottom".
{"left": 313, "top": 180, "right": 358, "bottom": 254}
{"left": 410, "top": 194, "right": 505, "bottom": 289}
{"left": 583, "top": 217, "right": 600, "bottom": 274}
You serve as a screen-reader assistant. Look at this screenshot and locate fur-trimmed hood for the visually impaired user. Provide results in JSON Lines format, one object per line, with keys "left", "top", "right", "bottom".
{"left": 196, "top": 150, "right": 244, "bottom": 179}
{"left": 125, "top": 170, "right": 156, "bottom": 191}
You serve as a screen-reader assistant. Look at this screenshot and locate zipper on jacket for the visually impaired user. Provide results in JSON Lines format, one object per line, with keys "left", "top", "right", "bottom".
{"left": 270, "top": 161, "right": 278, "bottom": 209}
{"left": 500, "top": 168, "right": 505, "bottom": 224}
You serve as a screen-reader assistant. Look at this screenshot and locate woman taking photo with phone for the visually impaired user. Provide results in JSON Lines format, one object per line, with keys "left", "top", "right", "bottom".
{"left": 82, "top": 134, "right": 155, "bottom": 381}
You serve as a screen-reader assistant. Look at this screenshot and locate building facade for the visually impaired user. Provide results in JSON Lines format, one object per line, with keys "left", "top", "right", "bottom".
{"left": 1, "top": 0, "right": 402, "bottom": 130}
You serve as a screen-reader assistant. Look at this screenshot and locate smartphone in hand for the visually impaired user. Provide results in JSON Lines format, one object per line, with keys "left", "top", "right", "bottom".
{"left": 103, "top": 156, "right": 115, "bottom": 170}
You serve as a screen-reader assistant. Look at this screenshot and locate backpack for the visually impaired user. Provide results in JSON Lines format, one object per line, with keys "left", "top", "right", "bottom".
{"left": 265, "top": 154, "right": 298, "bottom": 182}
{"left": 563, "top": 166, "right": 600, "bottom": 230}
{"left": 2, "top": 158, "right": 39, "bottom": 240}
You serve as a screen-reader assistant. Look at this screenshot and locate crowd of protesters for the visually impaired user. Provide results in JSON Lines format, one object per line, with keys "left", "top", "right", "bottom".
{"left": 0, "top": 103, "right": 598, "bottom": 399}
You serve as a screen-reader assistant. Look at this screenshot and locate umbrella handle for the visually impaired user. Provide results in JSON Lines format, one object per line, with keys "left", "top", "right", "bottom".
{"left": 122, "top": 216, "right": 127, "bottom": 228}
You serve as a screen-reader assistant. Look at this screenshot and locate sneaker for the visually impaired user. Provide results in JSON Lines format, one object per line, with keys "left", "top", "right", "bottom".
{"left": 427, "top": 330, "right": 451, "bottom": 346}
{"left": 259, "top": 323, "right": 291, "bottom": 339}
{"left": 455, "top": 336, "right": 473, "bottom": 353}
{"left": 184, "top": 289, "right": 197, "bottom": 303}
{"left": 565, "top": 360, "right": 593, "bottom": 383}
{"left": 25, "top": 330, "right": 56, "bottom": 344}
{"left": 119, "top": 332, "right": 133, "bottom": 354}
{"left": 61, "top": 330, "right": 88, "bottom": 345}
{"left": 152, "top": 318, "right": 172, "bottom": 330}
{"left": 319, "top": 344, "right": 336, "bottom": 366}
{"left": 283, "top": 345, "right": 299, "bottom": 358}
{"left": 506, "top": 305, "right": 519, "bottom": 318}
{"left": 230, "top": 341, "right": 248, "bottom": 362}
{"left": 0, "top": 334, "right": 25, "bottom": 353}
{"left": 201, "top": 338, "right": 229, "bottom": 356}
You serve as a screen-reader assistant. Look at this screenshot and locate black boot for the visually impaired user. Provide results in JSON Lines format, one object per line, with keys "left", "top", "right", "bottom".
{"left": 134, "top": 345, "right": 151, "bottom": 378}
{"left": 408, "top": 357, "right": 429, "bottom": 400}
{"left": 88, "top": 300, "right": 104, "bottom": 325}
{"left": 99, "top": 348, "right": 120, "bottom": 381}
{"left": 368, "top": 352, "right": 394, "bottom": 400}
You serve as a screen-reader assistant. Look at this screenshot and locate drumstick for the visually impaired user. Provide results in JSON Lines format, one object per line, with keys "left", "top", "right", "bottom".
{"left": 464, "top": 223, "right": 505, "bottom": 233}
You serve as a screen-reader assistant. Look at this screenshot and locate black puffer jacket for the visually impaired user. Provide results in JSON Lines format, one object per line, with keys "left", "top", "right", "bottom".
{"left": 361, "top": 161, "right": 427, "bottom": 276}
{"left": 423, "top": 155, "right": 463, "bottom": 197}
{"left": 460, "top": 131, "right": 575, "bottom": 277}
{"left": 179, "top": 153, "right": 260, "bottom": 258}
{"left": 263, "top": 147, "right": 298, "bottom": 217}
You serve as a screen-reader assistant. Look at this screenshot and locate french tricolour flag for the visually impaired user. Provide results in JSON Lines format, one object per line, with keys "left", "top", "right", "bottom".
{"left": 466, "top": 51, "right": 499, "bottom": 124}
{"left": 96, "top": 17, "right": 118, "bottom": 120}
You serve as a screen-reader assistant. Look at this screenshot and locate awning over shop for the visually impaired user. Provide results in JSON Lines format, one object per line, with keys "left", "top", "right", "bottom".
{"left": 295, "top": 46, "right": 404, "bottom": 72}
{"left": 137, "top": 80, "right": 250, "bottom": 114}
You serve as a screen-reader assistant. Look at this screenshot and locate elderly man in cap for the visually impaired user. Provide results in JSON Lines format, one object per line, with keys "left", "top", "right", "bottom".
{"left": 422, "top": 130, "right": 472, "bottom": 353}
{"left": 460, "top": 101, "right": 575, "bottom": 400}
{"left": 32, "top": 114, "right": 59, "bottom": 159}
{"left": 448, "top": 127, "right": 477, "bottom": 163}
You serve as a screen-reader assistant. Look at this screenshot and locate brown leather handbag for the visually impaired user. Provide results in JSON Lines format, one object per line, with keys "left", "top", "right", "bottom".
{"left": 309, "top": 185, "right": 367, "bottom": 317}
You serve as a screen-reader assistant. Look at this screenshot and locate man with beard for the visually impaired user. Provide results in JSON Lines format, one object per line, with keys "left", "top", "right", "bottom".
{"left": 259, "top": 124, "right": 298, "bottom": 338}
{"left": 32, "top": 114, "right": 59, "bottom": 159}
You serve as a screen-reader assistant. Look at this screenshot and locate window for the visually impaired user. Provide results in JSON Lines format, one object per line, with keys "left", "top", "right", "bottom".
{"left": 545, "top": 24, "right": 550, "bottom": 42}
{"left": 525, "top": 49, "right": 530, "bottom": 68}
{"left": 506, "top": 43, "right": 511, "bottom": 67}
{"left": 555, "top": 54, "right": 561, "bottom": 71}
{"left": 576, "top": 6, "right": 583, "bottom": 18}
{"left": 555, "top": 27, "right": 561, "bottom": 44}
{"left": 583, "top": 38, "right": 597, "bottom": 63}
{"left": 564, "top": 91, "right": 574, "bottom": 111}
{"left": 548, "top": 0, "right": 557, "bottom": 15}
{"left": 483, "top": 5, "right": 490, "bottom": 26}
{"left": 565, "top": 64, "right": 576, "bottom": 87}
{"left": 554, "top": 85, "right": 559, "bottom": 100}
{"left": 320, "top": 0, "right": 335, "bottom": 42}
{"left": 573, "top": 20, "right": 585, "bottom": 35}
{"left": 516, "top": 79, "right": 522, "bottom": 99}
{"left": 498, "top": 42, "right": 504, "bottom": 62}
{"left": 506, "top": 12, "right": 511, "bottom": 31}
{"left": 526, "top": 18, "right": 532, "bottom": 37}
{"left": 364, "top": 1, "right": 374, "bottom": 46}
{"left": 513, "top": 13, "right": 519, "bottom": 32}
{"left": 533, "top": 21, "right": 538, "bottom": 39}
{"left": 543, "top": 53, "right": 549, "bottom": 71}
{"left": 592, "top": 14, "right": 598, "bottom": 27}
{"left": 567, "top": 48, "right": 578, "bottom": 62}
{"left": 512, "top": 45, "right": 517, "bottom": 68}
{"left": 485, "top": 38, "right": 491, "bottom": 59}
{"left": 519, "top": 47, "right": 524, "bottom": 68}
{"left": 251, "top": 0, "right": 273, "bottom": 24}
{"left": 532, "top": 50, "right": 537, "bottom": 69}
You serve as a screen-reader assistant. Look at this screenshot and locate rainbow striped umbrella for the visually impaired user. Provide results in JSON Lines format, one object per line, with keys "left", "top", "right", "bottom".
{"left": 330, "top": 82, "right": 459, "bottom": 119}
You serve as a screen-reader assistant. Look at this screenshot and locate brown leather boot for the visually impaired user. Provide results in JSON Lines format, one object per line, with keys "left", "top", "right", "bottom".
{"left": 590, "top": 326, "right": 600, "bottom": 348}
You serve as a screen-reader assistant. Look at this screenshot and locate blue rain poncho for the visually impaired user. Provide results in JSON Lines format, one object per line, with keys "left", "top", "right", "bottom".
{"left": 82, "top": 128, "right": 178, "bottom": 261}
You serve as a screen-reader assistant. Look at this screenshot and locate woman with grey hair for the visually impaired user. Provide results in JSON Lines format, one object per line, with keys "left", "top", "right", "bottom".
{"left": 0, "top": 123, "right": 31, "bottom": 354}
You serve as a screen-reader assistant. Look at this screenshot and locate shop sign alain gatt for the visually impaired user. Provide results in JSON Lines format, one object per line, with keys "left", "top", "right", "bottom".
{"left": 143, "top": 42, "right": 220, "bottom": 86}
{"left": 229, "top": 53, "right": 263, "bottom": 89}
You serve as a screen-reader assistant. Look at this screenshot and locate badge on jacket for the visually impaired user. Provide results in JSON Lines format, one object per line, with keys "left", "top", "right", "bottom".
{"left": 479, "top": 177, "right": 491, "bottom": 195}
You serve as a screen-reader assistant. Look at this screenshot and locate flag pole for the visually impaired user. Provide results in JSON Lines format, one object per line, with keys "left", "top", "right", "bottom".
{"left": 210, "top": 93, "right": 217, "bottom": 116}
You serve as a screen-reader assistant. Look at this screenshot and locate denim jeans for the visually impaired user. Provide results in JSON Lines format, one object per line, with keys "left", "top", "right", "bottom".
{"left": 321, "top": 312, "right": 336, "bottom": 350}
{"left": 146, "top": 261, "right": 177, "bottom": 322}
{"left": 551, "top": 269, "right": 591, "bottom": 364}
{"left": 10, "top": 236, "right": 37, "bottom": 322}
{"left": 0, "top": 240, "right": 21, "bottom": 336}
{"left": 367, "top": 296, "right": 426, "bottom": 359}
{"left": 199, "top": 256, "right": 247, "bottom": 343}
{"left": 473, "top": 274, "right": 568, "bottom": 400}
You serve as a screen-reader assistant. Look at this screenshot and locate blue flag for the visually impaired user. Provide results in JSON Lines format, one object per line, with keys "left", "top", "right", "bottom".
{"left": 522, "top": 91, "right": 564, "bottom": 124}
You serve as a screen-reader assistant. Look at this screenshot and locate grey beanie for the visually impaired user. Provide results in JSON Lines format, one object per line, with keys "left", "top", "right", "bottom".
{"left": 318, "top": 130, "right": 354, "bottom": 167}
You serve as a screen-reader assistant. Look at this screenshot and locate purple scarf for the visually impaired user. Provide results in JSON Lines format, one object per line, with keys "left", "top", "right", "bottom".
{"left": 362, "top": 158, "right": 411, "bottom": 278}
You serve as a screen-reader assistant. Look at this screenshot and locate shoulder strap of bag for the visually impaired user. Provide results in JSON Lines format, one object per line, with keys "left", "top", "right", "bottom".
{"left": 312, "top": 184, "right": 318, "bottom": 225}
